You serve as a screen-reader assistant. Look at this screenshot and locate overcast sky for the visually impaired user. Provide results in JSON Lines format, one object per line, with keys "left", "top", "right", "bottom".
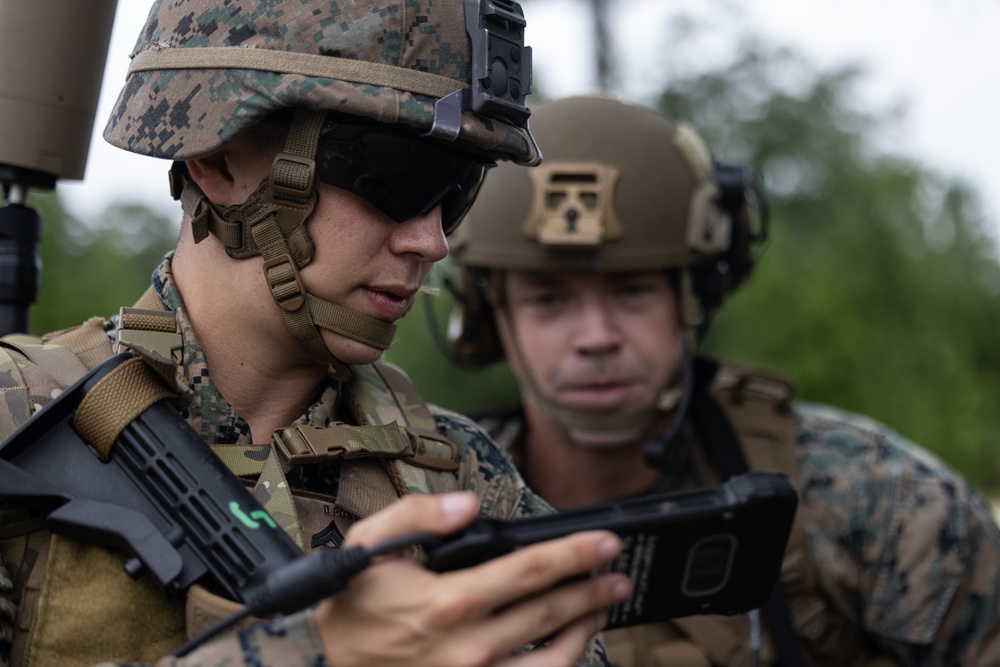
{"left": 56, "top": 0, "right": 1000, "bottom": 243}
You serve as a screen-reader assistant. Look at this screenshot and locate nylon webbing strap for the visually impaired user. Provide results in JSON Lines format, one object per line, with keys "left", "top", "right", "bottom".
{"left": 353, "top": 363, "right": 462, "bottom": 472}
{"left": 209, "top": 444, "right": 270, "bottom": 477}
{"left": 129, "top": 47, "right": 467, "bottom": 100}
{"left": 272, "top": 107, "right": 323, "bottom": 202}
{"left": 117, "top": 306, "right": 182, "bottom": 363}
{"left": 254, "top": 450, "right": 303, "bottom": 549}
{"left": 177, "top": 173, "right": 243, "bottom": 249}
{"left": 132, "top": 284, "right": 165, "bottom": 311}
{"left": 72, "top": 356, "right": 179, "bottom": 461}
{"left": 273, "top": 423, "right": 415, "bottom": 472}
{"left": 119, "top": 310, "right": 174, "bottom": 333}
{"left": 42, "top": 317, "right": 116, "bottom": 371}
{"left": 307, "top": 295, "right": 396, "bottom": 349}
{"left": 247, "top": 109, "right": 356, "bottom": 379}
{"left": 204, "top": 205, "right": 242, "bottom": 248}
{"left": 373, "top": 362, "right": 436, "bottom": 429}
{"left": 251, "top": 215, "right": 336, "bottom": 364}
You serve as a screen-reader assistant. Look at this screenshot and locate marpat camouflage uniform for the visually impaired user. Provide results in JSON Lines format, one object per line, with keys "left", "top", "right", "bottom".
{"left": 0, "top": 254, "right": 610, "bottom": 667}
{"left": 477, "top": 392, "right": 1000, "bottom": 666}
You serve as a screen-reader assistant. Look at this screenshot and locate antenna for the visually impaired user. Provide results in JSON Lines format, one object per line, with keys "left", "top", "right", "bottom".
{"left": 0, "top": 0, "right": 118, "bottom": 334}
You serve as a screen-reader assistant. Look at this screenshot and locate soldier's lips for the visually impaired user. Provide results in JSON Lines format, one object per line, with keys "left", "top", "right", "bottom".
{"left": 364, "top": 285, "right": 417, "bottom": 320}
{"left": 558, "top": 382, "right": 642, "bottom": 411}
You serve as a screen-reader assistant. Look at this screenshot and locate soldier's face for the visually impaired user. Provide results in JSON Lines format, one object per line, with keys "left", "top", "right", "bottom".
{"left": 185, "top": 126, "right": 449, "bottom": 367}
{"left": 298, "top": 178, "right": 449, "bottom": 365}
{"left": 215, "top": 133, "right": 448, "bottom": 364}
{"left": 498, "top": 271, "right": 682, "bottom": 440}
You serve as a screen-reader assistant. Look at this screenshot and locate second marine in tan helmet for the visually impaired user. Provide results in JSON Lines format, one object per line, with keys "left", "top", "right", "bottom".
{"left": 447, "top": 94, "right": 1000, "bottom": 666}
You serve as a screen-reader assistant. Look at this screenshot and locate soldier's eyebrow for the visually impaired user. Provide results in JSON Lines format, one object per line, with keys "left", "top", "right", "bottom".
{"left": 513, "top": 272, "right": 565, "bottom": 289}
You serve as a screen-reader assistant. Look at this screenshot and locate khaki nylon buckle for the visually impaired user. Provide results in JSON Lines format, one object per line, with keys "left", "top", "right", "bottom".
{"left": 115, "top": 308, "right": 182, "bottom": 363}
{"left": 270, "top": 152, "right": 316, "bottom": 200}
{"left": 263, "top": 254, "right": 306, "bottom": 311}
{"left": 273, "top": 425, "right": 354, "bottom": 466}
{"left": 404, "top": 429, "right": 461, "bottom": 473}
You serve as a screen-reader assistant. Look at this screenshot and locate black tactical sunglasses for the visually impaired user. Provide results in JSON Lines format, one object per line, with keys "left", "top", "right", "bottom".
{"left": 314, "top": 119, "right": 495, "bottom": 234}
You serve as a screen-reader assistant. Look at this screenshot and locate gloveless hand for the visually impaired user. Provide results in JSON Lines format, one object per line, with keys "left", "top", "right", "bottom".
{"left": 316, "top": 492, "right": 631, "bottom": 667}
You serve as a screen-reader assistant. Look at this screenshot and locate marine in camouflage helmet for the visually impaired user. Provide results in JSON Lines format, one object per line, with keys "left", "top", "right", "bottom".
{"left": 105, "top": 0, "right": 542, "bottom": 379}
{"left": 0, "top": 6, "right": 637, "bottom": 667}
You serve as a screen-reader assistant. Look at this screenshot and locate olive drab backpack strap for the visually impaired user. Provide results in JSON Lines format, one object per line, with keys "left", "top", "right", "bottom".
{"left": 708, "top": 363, "right": 822, "bottom": 622}
{"left": 710, "top": 363, "right": 869, "bottom": 664}
{"left": 630, "top": 358, "right": 803, "bottom": 667}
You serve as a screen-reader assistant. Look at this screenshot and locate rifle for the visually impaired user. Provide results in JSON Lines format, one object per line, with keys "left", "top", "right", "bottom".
{"left": 0, "top": 351, "right": 383, "bottom": 656}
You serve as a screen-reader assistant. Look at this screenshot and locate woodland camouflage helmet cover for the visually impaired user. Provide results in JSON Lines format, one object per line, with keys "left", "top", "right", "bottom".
{"left": 104, "top": 0, "right": 539, "bottom": 165}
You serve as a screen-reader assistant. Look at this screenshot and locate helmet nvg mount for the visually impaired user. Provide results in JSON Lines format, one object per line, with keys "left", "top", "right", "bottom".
{"left": 104, "top": 0, "right": 537, "bottom": 378}
{"left": 448, "top": 95, "right": 768, "bottom": 367}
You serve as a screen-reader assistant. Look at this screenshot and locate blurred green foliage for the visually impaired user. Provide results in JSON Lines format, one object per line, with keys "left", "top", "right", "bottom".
{"left": 25, "top": 192, "right": 177, "bottom": 335}
{"left": 387, "top": 38, "right": 1000, "bottom": 489}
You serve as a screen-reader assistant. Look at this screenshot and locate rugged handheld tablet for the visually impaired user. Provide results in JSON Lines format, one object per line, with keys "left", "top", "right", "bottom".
{"left": 424, "top": 471, "right": 798, "bottom": 628}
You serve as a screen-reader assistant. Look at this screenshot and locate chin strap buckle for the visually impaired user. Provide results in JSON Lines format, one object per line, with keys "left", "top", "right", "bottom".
{"left": 262, "top": 254, "right": 306, "bottom": 312}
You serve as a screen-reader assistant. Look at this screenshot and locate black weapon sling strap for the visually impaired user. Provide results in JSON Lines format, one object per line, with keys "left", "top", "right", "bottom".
{"left": 690, "top": 357, "right": 805, "bottom": 667}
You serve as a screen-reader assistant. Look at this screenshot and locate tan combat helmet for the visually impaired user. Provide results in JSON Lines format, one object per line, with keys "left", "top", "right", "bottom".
{"left": 104, "top": 0, "right": 539, "bottom": 378}
{"left": 448, "top": 94, "right": 766, "bottom": 367}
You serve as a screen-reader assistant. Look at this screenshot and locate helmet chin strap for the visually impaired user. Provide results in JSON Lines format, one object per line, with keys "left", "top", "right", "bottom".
{"left": 495, "top": 308, "right": 688, "bottom": 446}
{"left": 171, "top": 108, "right": 397, "bottom": 380}
{"left": 644, "top": 335, "right": 696, "bottom": 470}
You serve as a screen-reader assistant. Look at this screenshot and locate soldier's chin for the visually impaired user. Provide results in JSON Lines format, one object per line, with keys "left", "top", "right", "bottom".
{"left": 322, "top": 331, "right": 385, "bottom": 366}
{"left": 567, "top": 427, "right": 645, "bottom": 448}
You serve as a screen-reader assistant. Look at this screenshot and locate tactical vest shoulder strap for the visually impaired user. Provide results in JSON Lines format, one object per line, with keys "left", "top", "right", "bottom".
{"left": 709, "top": 362, "right": 797, "bottom": 476}
{"left": 0, "top": 325, "right": 109, "bottom": 443}
{"left": 38, "top": 317, "right": 115, "bottom": 372}
{"left": 688, "top": 359, "right": 817, "bottom": 667}
{"left": 1, "top": 340, "right": 90, "bottom": 389}
{"left": 14, "top": 285, "right": 174, "bottom": 383}
{"left": 336, "top": 361, "right": 462, "bottom": 519}
{"left": 0, "top": 317, "right": 109, "bottom": 418}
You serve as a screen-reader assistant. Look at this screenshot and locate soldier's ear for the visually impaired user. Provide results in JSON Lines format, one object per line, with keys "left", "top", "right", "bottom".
{"left": 185, "top": 150, "right": 236, "bottom": 207}
{"left": 186, "top": 151, "right": 240, "bottom": 206}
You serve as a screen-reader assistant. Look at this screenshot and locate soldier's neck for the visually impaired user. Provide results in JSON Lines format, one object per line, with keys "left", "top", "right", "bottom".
{"left": 174, "top": 240, "right": 328, "bottom": 443}
{"left": 520, "top": 403, "right": 665, "bottom": 510}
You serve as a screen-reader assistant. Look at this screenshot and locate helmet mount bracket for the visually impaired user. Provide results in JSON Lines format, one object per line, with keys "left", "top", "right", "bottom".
{"left": 465, "top": 0, "right": 533, "bottom": 126}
